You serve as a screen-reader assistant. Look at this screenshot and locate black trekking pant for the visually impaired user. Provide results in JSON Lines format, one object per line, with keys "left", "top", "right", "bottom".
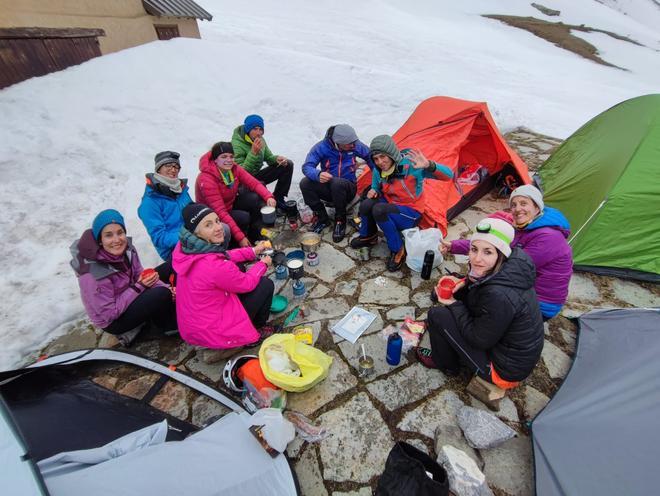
{"left": 299, "top": 176, "right": 356, "bottom": 220}
{"left": 103, "top": 286, "right": 177, "bottom": 335}
{"left": 426, "top": 305, "right": 493, "bottom": 382}
{"left": 238, "top": 276, "right": 274, "bottom": 329}
{"left": 155, "top": 260, "right": 175, "bottom": 285}
{"left": 254, "top": 161, "right": 293, "bottom": 201}
{"left": 230, "top": 189, "right": 266, "bottom": 244}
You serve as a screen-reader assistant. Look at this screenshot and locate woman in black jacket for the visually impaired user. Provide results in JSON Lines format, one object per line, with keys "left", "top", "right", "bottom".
{"left": 417, "top": 217, "right": 544, "bottom": 388}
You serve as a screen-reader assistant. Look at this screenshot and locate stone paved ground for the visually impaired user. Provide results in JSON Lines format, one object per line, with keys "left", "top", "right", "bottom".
{"left": 38, "top": 128, "right": 660, "bottom": 495}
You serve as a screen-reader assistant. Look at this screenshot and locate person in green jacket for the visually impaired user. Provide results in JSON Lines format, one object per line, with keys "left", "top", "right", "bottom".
{"left": 231, "top": 114, "right": 293, "bottom": 212}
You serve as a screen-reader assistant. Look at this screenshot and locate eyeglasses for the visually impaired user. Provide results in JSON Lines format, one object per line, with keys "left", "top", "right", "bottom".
{"left": 161, "top": 163, "right": 181, "bottom": 170}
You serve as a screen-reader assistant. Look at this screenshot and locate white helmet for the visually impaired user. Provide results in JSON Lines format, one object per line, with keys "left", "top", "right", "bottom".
{"left": 222, "top": 355, "right": 258, "bottom": 393}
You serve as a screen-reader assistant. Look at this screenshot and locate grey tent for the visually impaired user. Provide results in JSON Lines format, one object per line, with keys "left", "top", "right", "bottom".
{"left": 532, "top": 308, "right": 660, "bottom": 495}
{"left": 0, "top": 349, "right": 299, "bottom": 496}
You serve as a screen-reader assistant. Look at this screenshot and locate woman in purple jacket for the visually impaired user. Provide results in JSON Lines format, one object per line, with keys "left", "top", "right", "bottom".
{"left": 441, "top": 185, "right": 573, "bottom": 319}
{"left": 70, "top": 209, "right": 177, "bottom": 345}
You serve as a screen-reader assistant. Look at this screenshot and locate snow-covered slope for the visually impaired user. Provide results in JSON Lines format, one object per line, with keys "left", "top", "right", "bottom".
{"left": 0, "top": 0, "right": 658, "bottom": 368}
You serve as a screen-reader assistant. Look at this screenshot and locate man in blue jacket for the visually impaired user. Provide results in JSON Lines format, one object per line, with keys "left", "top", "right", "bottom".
{"left": 138, "top": 150, "right": 193, "bottom": 281}
{"left": 300, "top": 124, "right": 372, "bottom": 242}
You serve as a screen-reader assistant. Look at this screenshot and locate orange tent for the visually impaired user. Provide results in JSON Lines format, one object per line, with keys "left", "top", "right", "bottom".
{"left": 357, "top": 96, "right": 531, "bottom": 235}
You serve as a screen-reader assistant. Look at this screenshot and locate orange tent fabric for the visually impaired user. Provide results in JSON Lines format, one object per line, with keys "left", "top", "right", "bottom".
{"left": 357, "top": 96, "right": 530, "bottom": 235}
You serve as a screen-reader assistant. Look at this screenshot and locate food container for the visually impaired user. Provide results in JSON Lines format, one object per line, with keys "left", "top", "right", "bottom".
{"left": 287, "top": 258, "right": 304, "bottom": 280}
{"left": 358, "top": 355, "right": 374, "bottom": 377}
{"left": 300, "top": 232, "right": 321, "bottom": 253}
{"left": 260, "top": 205, "right": 276, "bottom": 225}
{"left": 292, "top": 325, "right": 313, "bottom": 345}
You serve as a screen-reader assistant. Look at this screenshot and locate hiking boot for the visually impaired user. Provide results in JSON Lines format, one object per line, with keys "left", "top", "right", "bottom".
{"left": 117, "top": 326, "right": 141, "bottom": 347}
{"left": 311, "top": 215, "right": 329, "bottom": 234}
{"left": 466, "top": 376, "right": 505, "bottom": 411}
{"left": 350, "top": 233, "right": 378, "bottom": 249}
{"left": 275, "top": 199, "right": 288, "bottom": 217}
{"left": 332, "top": 219, "right": 347, "bottom": 243}
{"left": 387, "top": 246, "right": 406, "bottom": 272}
{"left": 252, "top": 324, "right": 284, "bottom": 346}
{"left": 416, "top": 347, "right": 438, "bottom": 369}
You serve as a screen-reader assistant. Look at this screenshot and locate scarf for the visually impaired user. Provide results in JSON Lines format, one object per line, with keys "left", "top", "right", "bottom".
{"left": 219, "top": 169, "right": 234, "bottom": 187}
{"left": 148, "top": 173, "right": 184, "bottom": 195}
{"left": 179, "top": 227, "right": 230, "bottom": 256}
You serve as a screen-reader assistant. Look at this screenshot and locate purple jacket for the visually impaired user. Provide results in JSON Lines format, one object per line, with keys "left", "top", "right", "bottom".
{"left": 70, "top": 229, "right": 165, "bottom": 328}
{"left": 450, "top": 207, "right": 573, "bottom": 305}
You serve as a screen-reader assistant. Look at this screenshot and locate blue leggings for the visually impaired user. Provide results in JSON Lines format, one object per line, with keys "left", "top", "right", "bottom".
{"left": 358, "top": 198, "right": 421, "bottom": 252}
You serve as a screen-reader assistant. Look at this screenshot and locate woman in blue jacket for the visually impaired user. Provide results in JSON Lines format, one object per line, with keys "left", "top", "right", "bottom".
{"left": 138, "top": 150, "right": 193, "bottom": 281}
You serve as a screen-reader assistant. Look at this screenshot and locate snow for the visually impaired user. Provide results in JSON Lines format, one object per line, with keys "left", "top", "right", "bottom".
{"left": 0, "top": 0, "right": 659, "bottom": 369}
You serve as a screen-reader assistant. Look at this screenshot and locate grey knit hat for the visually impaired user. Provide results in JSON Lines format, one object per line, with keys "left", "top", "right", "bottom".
{"left": 369, "top": 135, "right": 402, "bottom": 164}
{"left": 154, "top": 150, "right": 180, "bottom": 172}
{"left": 509, "top": 184, "right": 544, "bottom": 211}
{"left": 332, "top": 124, "right": 359, "bottom": 145}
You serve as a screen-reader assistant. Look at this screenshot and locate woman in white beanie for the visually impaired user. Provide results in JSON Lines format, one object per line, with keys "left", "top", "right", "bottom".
{"left": 418, "top": 217, "right": 544, "bottom": 389}
{"left": 441, "top": 184, "right": 573, "bottom": 319}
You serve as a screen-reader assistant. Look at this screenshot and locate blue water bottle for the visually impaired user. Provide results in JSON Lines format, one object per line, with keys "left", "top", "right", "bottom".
{"left": 386, "top": 333, "right": 403, "bottom": 366}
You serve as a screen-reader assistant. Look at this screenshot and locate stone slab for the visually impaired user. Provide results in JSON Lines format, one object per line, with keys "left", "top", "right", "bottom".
{"left": 412, "top": 291, "right": 432, "bottom": 309}
{"left": 44, "top": 325, "right": 98, "bottom": 355}
{"left": 150, "top": 381, "right": 189, "bottom": 421}
{"left": 560, "top": 328, "right": 576, "bottom": 352}
{"left": 398, "top": 390, "right": 465, "bottom": 438}
{"left": 305, "top": 243, "right": 356, "bottom": 283}
{"left": 191, "top": 395, "right": 232, "bottom": 427}
{"left": 318, "top": 393, "right": 394, "bottom": 483}
{"left": 338, "top": 331, "right": 409, "bottom": 381}
{"left": 438, "top": 445, "right": 493, "bottom": 496}
{"left": 524, "top": 385, "right": 550, "bottom": 420}
{"left": 434, "top": 423, "right": 481, "bottom": 469}
{"left": 542, "top": 340, "right": 572, "bottom": 379}
{"left": 457, "top": 406, "right": 516, "bottom": 449}
{"left": 359, "top": 277, "right": 409, "bottom": 305}
{"left": 287, "top": 351, "right": 358, "bottom": 416}
{"left": 288, "top": 297, "right": 350, "bottom": 327}
{"left": 295, "top": 446, "right": 329, "bottom": 496}
{"left": 336, "top": 280, "right": 358, "bottom": 297}
{"left": 481, "top": 436, "right": 534, "bottom": 496}
{"left": 353, "top": 260, "right": 387, "bottom": 279}
{"left": 470, "top": 396, "right": 520, "bottom": 423}
{"left": 162, "top": 342, "right": 195, "bottom": 365}
{"left": 185, "top": 350, "right": 225, "bottom": 383}
{"left": 309, "top": 283, "right": 331, "bottom": 299}
{"left": 612, "top": 280, "right": 660, "bottom": 308}
{"left": 568, "top": 273, "right": 601, "bottom": 302}
{"left": 386, "top": 306, "right": 416, "bottom": 321}
{"left": 366, "top": 362, "right": 446, "bottom": 410}
{"left": 332, "top": 488, "right": 372, "bottom": 496}
{"left": 117, "top": 373, "right": 159, "bottom": 399}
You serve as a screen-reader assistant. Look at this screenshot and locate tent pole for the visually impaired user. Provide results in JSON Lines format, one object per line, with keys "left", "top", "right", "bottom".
{"left": 568, "top": 199, "right": 606, "bottom": 245}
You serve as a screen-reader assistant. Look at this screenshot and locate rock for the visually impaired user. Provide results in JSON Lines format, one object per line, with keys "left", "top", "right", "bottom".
{"left": 98, "top": 332, "right": 120, "bottom": 348}
{"left": 286, "top": 436, "right": 305, "bottom": 458}
{"left": 481, "top": 436, "right": 534, "bottom": 496}
{"left": 542, "top": 340, "right": 572, "bottom": 379}
{"left": 332, "top": 488, "right": 372, "bottom": 496}
{"left": 516, "top": 145, "right": 537, "bottom": 154}
{"left": 359, "top": 277, "right": 409, "bottom": 304}
{"left": 366, "top": 362, "right": 446, "bottom": 410}
{"left": 318, "top": 393, "right": 394, "bottom": 483}
{"left": 305, "top": 244, "right": 356, "bottom": 283}
{"left": 132, "top": 340, "right": 160, "bottom": 360}
{"left": 524, "top": 386, "right": 550, "bottom": 419}
{"left": 438, "top": 445, "right": 493, "bottom": 496}
{"left": 336, "top": 280, "right": 358, "bottom": 297}
{"left": 185, "top": 350, "right": 225, "bottom": 382}
{"left": 287, "top": 351, "right": 358, "bottom": 416}
{"left": 470, "top": 396, "right": 520, "bottom": 423}
{"left": 412, "top": 291, "right": 432, "bottom": 309}
{"left": 150, "top": 381, "right": 189, "bottom": 420}
{"left": 330, "top": 306, "right": 383, "bottom": 343}
{"left": 117, "top": 373, "right": 159, "bottom": 399}
{"left": 371, "top": 241, "right": 390, "bottom": 259}
{"left": 531, "top": 3, "right": 561, "bottom": 16}
{"left": 434, "top": 424, "right": 481, "bottom": 469}
{"left": 543, "top": 322, "right": 550, "bottom": 336}
{"left": 162, "top": 342, "right": 195, "bottom": 365}
{"left": 386, "top": 306, "right": 416, "bottom": 321}
{"left": 294, "top": 446, "right": 329, "bottom": 496}
{"left": 92, "top": 374, "right": 118, "bottom": 390}
{"left": 289, "top": 297, "right": 351, "bottom": 327}
{"left": 191, "top": 395, "right": 232, "bottom": 427}
{"left": 309, "top": 283, "right": 331, "bottom": 298}
{"left": 560, "top": 328, "right": 576, "bottom": 352}
{"left": 338, "top": 332, "right": 408, "bottom": 381}
{"left": 612, "top": 279, "right": 660, "bottom": 308}
{"left": 44, "top": 324, "right": 98, "bottom": 355}
{"left": 353, "top": 260, "right": 387, "bottom": 279}
{"left": 568, "top": 273, "right": 601, "bottom": 302}
{"left": 560, "top": 304, "right": 588, "bottom": 319}
{"left": 382, "top": 268, "right": 405, "bottom": 279}
{"left": 457, "top": 406, "right": 516, "bottom": 449}
{"left": 405, "top": 438, "right": 429, "bottom": 454}
{"left": 398, "top": 390, "right": 464, "bottom": 438}
{"left": 453, "top": 209, "right": 485, "bottom": 230}
{"left": 446, "top": 221, "right": 470, "bottom": 240}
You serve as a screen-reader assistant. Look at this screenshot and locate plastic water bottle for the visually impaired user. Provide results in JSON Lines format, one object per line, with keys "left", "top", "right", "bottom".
{"left": 386, "top": 333, "right": 403, "bottom": 366}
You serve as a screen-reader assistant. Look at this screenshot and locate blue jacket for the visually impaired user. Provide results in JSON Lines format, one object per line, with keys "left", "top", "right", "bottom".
{"left": 302, "top": 126, "right": 373, "bottom": 183}
{"left": 137, "top": 175, "right": 193, "bottom": 260}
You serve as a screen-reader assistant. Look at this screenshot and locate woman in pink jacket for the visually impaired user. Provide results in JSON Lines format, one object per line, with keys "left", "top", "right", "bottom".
{"left": 172, "top": 203, "right": 277, "bottom": 353}
{"left": 196, "top": 142, "right": 276, "bottom": 247}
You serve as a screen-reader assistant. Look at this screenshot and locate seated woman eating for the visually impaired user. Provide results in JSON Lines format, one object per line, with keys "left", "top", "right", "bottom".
{"left": 350, "top": 135, "right": 453, "bottom": 271}
{"left": 70, "top": 209, "right": 177, "bottom": 346}
{"left": 172, "top": 203, "right": 277, "bottom": 356}
{"left": 417, "top": 217, "right": 544, "bottom": 393}
{"left": 441, "top": 185, "right": 572, "bottom": 319}
{"left": 196, "top": 142, "right": 276, "bottom": 247}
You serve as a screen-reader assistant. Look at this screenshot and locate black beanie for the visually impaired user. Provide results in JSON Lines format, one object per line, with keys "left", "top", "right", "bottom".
{"left": 182, "top": 203, "right": 214, "bottom": 233}
{"left": 210, "top": 142, "right": 234, "bottom": 160}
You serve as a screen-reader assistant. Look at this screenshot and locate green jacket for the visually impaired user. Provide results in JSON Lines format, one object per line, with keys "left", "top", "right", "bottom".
{"left": 231, "top": 125, "right": 279, "bottom": 175}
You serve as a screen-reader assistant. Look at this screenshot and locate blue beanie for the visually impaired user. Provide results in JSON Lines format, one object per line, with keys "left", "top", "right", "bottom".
{"left": 92, "top": 209, "right": 126, "bottom": 241}
{"left": 244, "top": 114, "right": 264, "bottom": 135}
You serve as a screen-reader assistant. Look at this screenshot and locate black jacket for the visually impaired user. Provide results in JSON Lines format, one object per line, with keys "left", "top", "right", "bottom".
{"left": 448, "top": 247, "right": 544, "bottom": 381}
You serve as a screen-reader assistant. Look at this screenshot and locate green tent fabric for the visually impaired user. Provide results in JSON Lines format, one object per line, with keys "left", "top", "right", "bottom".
{"left": 539, "top": 94, "right": 660, "bottom": 282}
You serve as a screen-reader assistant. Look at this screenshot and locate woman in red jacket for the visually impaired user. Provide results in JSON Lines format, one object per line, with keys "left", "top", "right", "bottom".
{"left": 196, "top": 142, "right": 276, "bottom": 247}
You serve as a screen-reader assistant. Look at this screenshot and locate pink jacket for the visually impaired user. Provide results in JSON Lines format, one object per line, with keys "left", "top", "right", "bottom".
{"left": 195, "top": 151, "right": 273, "bottom": 243}
{"left": 171, "top": 244, "right": 266, "bottom": 349}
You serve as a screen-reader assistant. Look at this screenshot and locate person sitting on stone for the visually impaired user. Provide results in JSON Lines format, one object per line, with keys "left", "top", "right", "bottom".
{"left": 350, "top": 135, "right": 453, "bottom": 271}
{"left": 196, "top": 142, "right": 275, "bottom": 247}
{"left": 417, "top": 217, "right": 544, "bottom": 397}
{"left": 137, "top": 150, "right": 192, "bottom": 283}
{"left": 70, "top": 209, "right": 177, "bottom": 346}
{"left": 232, "top": 114, "right": 293, "bottom": 213}
{"left": 300, "top": 124, "right": 373, "bottom": 242}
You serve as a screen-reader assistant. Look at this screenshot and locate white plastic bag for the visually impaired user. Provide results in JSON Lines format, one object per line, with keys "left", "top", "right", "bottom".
{"left": 403, "top": 227, "right": 444, "bottom": 272}
{"left": 250, "top": 408, "right": 296, "bottom": 453}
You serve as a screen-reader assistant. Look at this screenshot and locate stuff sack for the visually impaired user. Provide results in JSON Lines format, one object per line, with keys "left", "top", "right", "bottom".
{"left": 259, "top": 334, "right": 333, "bottom": 392}
{"left": 403, "top": 227, "right": 443, "bottom": 272}
{"left": 376, "top": 441, "right": 449, "bottom": 496}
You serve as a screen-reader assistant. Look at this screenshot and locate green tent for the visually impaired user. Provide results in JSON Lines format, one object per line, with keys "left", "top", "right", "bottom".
{"left": 539, "top": 94, "right": 660, "bottom": 282}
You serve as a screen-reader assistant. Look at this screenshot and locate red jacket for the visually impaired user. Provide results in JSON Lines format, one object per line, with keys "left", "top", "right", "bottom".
{"left": 195, "top": 151, "right": 273, "bottom": 242}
